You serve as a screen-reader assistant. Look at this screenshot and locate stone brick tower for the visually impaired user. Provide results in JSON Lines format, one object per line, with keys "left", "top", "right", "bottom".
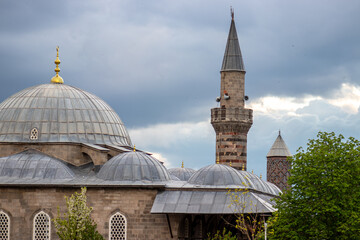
{"left": 267, "top": 131, "right": 292, "bottom": 191}
{"left": 211, "top": 12, "right": 253, "bottom": 170}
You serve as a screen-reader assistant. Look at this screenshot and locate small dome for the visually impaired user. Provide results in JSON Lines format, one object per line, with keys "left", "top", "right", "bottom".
{"left": 188, "top": 164, "right": 251, "bottom": 187}
{"left": 0, "top": 149, "right": 74, "bottom": 179}
{"left": 0, "top": 84, "right": 131, "bottom": 146}
{"left": 240, "top": 171, "right": 282, "bottom": 195}
{"left": 97, "top": 151, "right": 171, "bottom": 182}
{"left": 170, "top": 174, "right": 181, "bottom": 181}
{"left": 187, "top": 164, "right": 281, "bottom": 195}
{"left": 168, "top": 167, "right": 196, "bottom": 181}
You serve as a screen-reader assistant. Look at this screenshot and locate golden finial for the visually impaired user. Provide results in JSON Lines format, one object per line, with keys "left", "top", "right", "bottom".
{"left": 241, "top": 163, "right": 245, "bottom": 171}
{"left": 229, "top": 161, "right": 232, "bottom": 167}
{"left": 51, "top": 46, "right": 64, "bottom": 84}
{"left": 260, "top": 174, "right": 262, "bottom": 179}
{"left": 251, "top": 169, "right": 254, "bottom": 174}
{"left": 181, "top": 161, "right": 184, "bottom": 168}
{"left": 133, "top": 144, "right": 136, "bottom": 152}
{"left": 216, "top": 156, "right": 219, "bottom": 164}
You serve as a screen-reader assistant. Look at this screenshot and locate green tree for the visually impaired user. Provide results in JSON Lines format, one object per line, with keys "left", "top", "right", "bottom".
{"left": 53, "top": 187, "right": 104, "bottom": 240}
{"left": 270, "top": 132, "right": 360, "bottom": 239}
{"left": 227, "top": 188, "right": 264, "bottom": 240}
{"left": 207, "top": 228, "right": 237, "bottom": 240}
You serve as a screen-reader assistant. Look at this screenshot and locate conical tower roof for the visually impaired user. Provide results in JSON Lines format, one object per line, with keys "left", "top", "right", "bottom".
{"left": 221, "top": 13, "right": 245, "bottom": 72}
{"left": 267, "top": 132, "right": 292, "bottom": 157}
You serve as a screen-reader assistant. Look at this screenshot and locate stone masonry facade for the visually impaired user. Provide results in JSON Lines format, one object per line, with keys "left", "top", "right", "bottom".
{"left": 0, "top": 187, "right": 180, "bottom": 240}
{"left": 211, "top": 72, "right": 253, "bottom": 170}
{"left": 267, "top": 156, "right": 290, "bottom": 191}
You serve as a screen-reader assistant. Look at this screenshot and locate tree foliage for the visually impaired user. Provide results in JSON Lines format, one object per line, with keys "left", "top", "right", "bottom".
{"left": 53, "top": 187, "right": 104, "bottom": 240}
{"left": 227, "top": 188, "right": 264, "bottom": 240}
{"left": 270, "top": 132, "right": 360, "bottom": 239}
{"left": 207, "top": 228, "right": 237, "bottom": 240}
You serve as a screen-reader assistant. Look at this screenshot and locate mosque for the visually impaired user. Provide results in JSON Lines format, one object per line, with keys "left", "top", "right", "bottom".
{"left": 0, "top": 13, "right": 291, "bottom": 240}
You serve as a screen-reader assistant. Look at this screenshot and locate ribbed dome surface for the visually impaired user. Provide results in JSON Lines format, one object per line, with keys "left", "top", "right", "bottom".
{"left": 240, "top": 171, "right": 281, "bottom": 195}
{"left": 168, "top": 167, "right": 196, "bottom": 181}
{"left": 188, "top": 164, "right": 282, "bottom": 195}
{"left": 97, "top": 151, "right": 171, "bottom": 182}
{"left": 0, "top": 84, "right": 131, "bottom": 146}
{"left": 0, "top": 149, "right": 74, "bottom": 179}
{"left": 188, "top": 164, "right": 251, "bottom": 186}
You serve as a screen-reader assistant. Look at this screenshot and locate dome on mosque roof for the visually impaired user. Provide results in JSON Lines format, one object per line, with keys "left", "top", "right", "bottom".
{"left": 188, "top": 164, "right": 251, "bottom": 187}
{"left": 0, "top": 83, "right": 132, "bottom": 146}
{"left": 170, "top": 174, "right": 181, "bottom": 181}
{"left": 0, "top": 149, "right": 74, "bottom": 179}
{"left": 239, "top": 171, "right": 281, "bottom": 195}
{"left": 97, "top": 151, "right": 171, "bottom": 182}
{"left": 187, "top": 164, "right": 281, "bottom": 195}
{"left": 168, "top": 167, "right": 196, "bottom": 181}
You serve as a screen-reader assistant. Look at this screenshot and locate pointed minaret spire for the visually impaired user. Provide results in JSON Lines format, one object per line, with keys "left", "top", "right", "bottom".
{"left": 267, "top": 131, "right": 291, "bottom": 158}
{"left": 221, "top": 8, "right": 245, "bottom": 72}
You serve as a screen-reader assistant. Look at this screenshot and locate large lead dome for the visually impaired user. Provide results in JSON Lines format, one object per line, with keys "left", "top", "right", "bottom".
{"left": 0, "top": 83, "right": 132, "bottom": 146}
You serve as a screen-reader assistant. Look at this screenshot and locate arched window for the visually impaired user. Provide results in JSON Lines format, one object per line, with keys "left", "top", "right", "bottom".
{"left": 33, "top": 211, "right": 51, "bottom": 240}
{"left": 0, "top": 210, "right": 10, "bottom": 240}
{"left": 109, "top": 212, "right": 127, "bottom": 240}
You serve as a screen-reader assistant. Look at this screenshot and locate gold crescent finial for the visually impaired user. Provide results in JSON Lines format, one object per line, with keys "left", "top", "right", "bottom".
{"left": 216, "top": 156, "right": 219, "bottom": 164}
{"left": 133, "top": 144, "right": 136, "bottom": 152}
{"left": 260, "top": 174, "right": 262, "bottom": 179}
{"left": 241, "top": 163, "right": 245, "bottom": 171}
{"left": 51, "top": 46, "right": 64, "bottom": 84}
{"left": 229, "top": 161, "right": 232, "bottom": 167}
{"left": 251, "top": 169, "right": 254, "bottom": 174}
{"left": 181, "top": 161, "right": 184, "bottom": 168}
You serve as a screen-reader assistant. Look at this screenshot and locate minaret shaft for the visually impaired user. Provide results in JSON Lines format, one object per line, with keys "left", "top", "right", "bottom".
{"left": 211, "top": 16, "right": 253, "bottom": 170}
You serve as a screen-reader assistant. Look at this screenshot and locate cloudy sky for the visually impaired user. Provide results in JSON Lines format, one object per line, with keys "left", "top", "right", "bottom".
{"left": 1, "top": 0, "right": 360, "bottom": 178}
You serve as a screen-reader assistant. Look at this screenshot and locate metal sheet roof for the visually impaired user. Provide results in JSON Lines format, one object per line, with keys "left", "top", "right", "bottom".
{"left": 151, "top": 190, "right": 277, "bottom": 214}
{"left": 0, "top": 84, "right": 132, "bottom": 146}
{"left": 168, "top": 167, "right": 196, "bottom": 181}
{"left": 0, "top": 149, "right": 74, "bottom": 179}
{"left": 221, "top": 19, "right": 245, "bottom": 72}
{"left": 267, "top": 133, "right": 292, "bottom": 157}
{"left": 97, "top": 151, "right": 171, "bottom": 182}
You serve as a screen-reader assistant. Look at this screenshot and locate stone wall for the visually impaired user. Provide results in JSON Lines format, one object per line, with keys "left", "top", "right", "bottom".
{"left": 211, "top": 108, "right": 253, "bottom": 170}
{"left": 0, "top": 187, "right": 179, "bottom": 240}
{"left": 267, "top": 156, "right": 290, "bottom": 191}
{"left": 220, "top": 71, "right": 245, "bottom": 108}
{"left": 0, "top": 142, "right": 122, "bottom": 166}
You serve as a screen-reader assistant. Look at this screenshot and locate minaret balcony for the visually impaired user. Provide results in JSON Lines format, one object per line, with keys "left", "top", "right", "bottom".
{"left": 211, "top": 107, "right": 253, "bottom": 123}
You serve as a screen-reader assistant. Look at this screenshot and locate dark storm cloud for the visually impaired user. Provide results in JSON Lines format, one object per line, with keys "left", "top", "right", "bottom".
{"left": 0, "top": 0, "right": 359, "bottom": 129}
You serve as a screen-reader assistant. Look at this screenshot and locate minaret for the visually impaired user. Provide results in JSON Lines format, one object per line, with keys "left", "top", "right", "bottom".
{"left": 211, "top": 10, "right": 253, "bottom": 170}
{"left": 267, "top": 131, "right": 292, "bottom": 191}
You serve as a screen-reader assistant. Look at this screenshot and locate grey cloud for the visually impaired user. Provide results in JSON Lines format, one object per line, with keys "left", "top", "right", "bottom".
{"left": 1, "top": 0, "right": 360, "bottom": 131}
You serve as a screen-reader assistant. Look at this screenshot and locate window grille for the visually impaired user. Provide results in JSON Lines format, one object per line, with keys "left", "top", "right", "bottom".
{"left": 0, "top": 210, "right": 10, "bottom": 240}
{"left": 33, "top": 211, "right": 50, "bottom": 240}
{"left": 184, "top": 218, "right": 189, "bottom": 238}
{"left": 30, "top": 128, "right": 39, "bottom": 140}
{"left": 109, "top": 212, "right": 127, "bottom": 240}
